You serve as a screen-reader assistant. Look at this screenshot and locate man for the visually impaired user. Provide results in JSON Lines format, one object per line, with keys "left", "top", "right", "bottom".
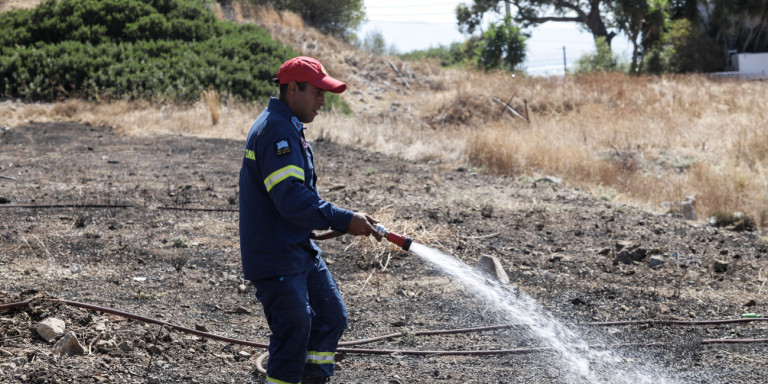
{"left": 239, "top": 56, "right": 382, "bottom": 384}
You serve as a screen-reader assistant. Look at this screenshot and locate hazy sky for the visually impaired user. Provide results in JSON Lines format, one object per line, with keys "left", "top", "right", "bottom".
{"left": 359, "top": 0, "right": 632, "bottom": 75}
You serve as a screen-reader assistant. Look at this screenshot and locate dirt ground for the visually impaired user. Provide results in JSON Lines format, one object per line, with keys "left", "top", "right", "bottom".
{"left": 1, "top": 121, "right": 767, "bottom": 384}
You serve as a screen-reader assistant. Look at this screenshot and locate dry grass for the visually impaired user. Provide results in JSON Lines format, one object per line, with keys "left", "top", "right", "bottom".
{"left": 354, "top": 208, "right": 457, "bottom": 270}
{"left": 202, "top": 86, "right": 221, "bottom": 126}
{"left": 0, "top": 0, "right": 40, "bottom": 12}
{"left": 460, "top": 72, "right": 768, "bottom": 224}
{"left": 1, "top": 99, "right": 257, "bottom": 140}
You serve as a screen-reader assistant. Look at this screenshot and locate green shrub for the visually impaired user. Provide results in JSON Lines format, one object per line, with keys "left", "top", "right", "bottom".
{"left": 574, "top": 36, "right": 627, "bottom": 73}
{"left": 641, "top": 19, "right": 725, "bottom": 74}
{"left": 399, "top": 42, "right": 467, "bottom": 67}
{"left": 0, "top": 0, "right": 296, "bottom": 102}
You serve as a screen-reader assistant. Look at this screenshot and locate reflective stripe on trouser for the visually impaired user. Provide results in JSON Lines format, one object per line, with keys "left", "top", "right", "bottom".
{"left": 252, "top": 255, "right": 348, "bottom": 383}
{"left": 266, "top": 377, "right": 299, "bottom": 384}
{"left": 307, "top": 350, "right": 335, "bottom": 365}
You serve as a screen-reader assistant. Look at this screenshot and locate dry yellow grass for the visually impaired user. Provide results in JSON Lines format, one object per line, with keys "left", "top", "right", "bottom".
{"left": 1, "top": 98, "right": 257, "bottom": 140}
{"left": 0, "top": 0, "right": 40, "bottom": 12}
{"left": 202, "top": 86, "right": 221, "bottom": 126}
{"left": 460, "top": 72, "right": 768, "bottom": 224}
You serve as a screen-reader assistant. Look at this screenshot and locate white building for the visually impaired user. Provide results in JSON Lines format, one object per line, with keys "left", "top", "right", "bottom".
{"left": 735, "top": 53, "right": 768, "bottom": 75}
{"left": 720, "top": 52, "right": 768, "bottom": 79}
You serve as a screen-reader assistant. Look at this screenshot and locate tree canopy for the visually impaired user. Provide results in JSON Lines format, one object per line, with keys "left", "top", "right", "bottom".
{"left": 457, "top": 0, "right": 620, "bottom": 47}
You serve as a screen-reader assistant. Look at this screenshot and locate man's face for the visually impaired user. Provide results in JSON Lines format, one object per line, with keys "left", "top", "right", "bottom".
{"left": 287, "top": 82, "right": 326, "bottom": 124}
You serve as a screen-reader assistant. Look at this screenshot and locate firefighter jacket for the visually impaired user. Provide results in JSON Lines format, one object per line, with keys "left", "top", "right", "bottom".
{"left": 239, "top": 97, "right": 354, "bottom": 281}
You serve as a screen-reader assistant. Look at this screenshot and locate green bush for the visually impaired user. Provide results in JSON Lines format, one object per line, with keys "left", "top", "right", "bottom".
{"left": 0, "top": 0, "right": 296, "bottom": 102}
{"left": 574, "top": 36, "right": 627, "bottom": 73}
{"left": 642, "top": 19, "right": 725, "bottom": 74}
{"left": 399, "top": 42, "right": 467, "bottom": 67}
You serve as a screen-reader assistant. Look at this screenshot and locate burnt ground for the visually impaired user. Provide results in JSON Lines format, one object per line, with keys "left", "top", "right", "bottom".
{"left": 1, "top": 121, "right": 767, "bottom": 384}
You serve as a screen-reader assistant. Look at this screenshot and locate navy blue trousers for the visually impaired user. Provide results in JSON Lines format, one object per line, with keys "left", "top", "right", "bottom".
{"left": 252, "top": 255, "right": 348, "bottom": 384}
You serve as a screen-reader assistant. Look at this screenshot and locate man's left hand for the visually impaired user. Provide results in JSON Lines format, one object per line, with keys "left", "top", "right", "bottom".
{"left": 347, "top": 212, "right": 382, "bottom": 241}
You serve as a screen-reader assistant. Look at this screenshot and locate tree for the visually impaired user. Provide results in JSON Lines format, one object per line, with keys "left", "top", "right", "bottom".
{"left": 614, "top": 0, "right": 670, "bottom": 73}
{"left": 245, "top": 0, "right": 364, "bottom": 40}
{"left": 614, "top": 0, "right": 648, "bottom": 72}
{"left": 711, "top": 0, "right": 768, "bottom": 53}
{"left": 474, "top": 17, "right": 527, "bottom": 71}
{"left": 360, "top": 30, "right": 396, "bottom": 56}
{"left": 457, "top": 0, "right": 621, "bottom": 48}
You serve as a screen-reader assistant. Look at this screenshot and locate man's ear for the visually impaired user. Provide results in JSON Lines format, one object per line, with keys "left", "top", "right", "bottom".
{"left": 287, "top": 80, "right": 298, "bottom": 94}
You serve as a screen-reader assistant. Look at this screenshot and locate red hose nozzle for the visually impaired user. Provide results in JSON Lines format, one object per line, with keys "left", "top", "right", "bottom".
{"left": 374, "top": 224, "right": 413, "bottom": 251}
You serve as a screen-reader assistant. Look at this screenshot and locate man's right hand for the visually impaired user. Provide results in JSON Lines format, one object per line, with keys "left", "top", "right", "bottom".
{"left": 346, "top": 212, "right": 382, "bottom": 241}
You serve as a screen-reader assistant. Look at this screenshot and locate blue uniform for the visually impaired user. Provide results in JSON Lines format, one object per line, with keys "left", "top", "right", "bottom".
{"left": 239, "top": 97, "right": 352, "bottom": 383}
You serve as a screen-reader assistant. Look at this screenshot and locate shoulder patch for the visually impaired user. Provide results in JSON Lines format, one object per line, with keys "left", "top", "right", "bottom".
{"left": 275, "top": 139, "right": 291, "bottom": 156}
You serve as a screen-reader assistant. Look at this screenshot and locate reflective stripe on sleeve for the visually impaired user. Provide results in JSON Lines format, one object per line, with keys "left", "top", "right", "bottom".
{"left": 264, "top": 165, "right": 305, "bottom": 192}
{"left": 306, "top": 351, "right": 335, "bottom": 365}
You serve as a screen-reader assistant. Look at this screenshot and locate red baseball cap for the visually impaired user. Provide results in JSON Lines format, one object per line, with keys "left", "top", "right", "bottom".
{"left": 276, "top": 56, "right": 347, "bottom": 94}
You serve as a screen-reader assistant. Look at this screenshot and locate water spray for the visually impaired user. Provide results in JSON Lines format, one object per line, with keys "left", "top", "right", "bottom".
{"left": 374, "top": 224, "right": 412, "bottom": 251}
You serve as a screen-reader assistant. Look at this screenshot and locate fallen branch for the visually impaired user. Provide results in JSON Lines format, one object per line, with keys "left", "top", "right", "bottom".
{"left": 491, "top": 96, "right": 528, "bottom": 122}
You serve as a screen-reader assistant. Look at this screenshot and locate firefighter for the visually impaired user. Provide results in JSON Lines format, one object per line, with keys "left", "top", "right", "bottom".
{"left": 239, "top": 56, "right": 382, "bottom": 384}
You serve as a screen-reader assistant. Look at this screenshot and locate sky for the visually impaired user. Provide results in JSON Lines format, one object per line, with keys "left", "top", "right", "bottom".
{"left": 359, "top": 0, "right": 632, "bottom": 76}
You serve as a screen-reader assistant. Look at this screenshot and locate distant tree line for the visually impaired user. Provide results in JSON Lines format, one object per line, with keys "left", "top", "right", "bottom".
{"left": 402, "top": 0, "right": 768, "bottom": 74}
{"left": 0, "top": 0, "right": 296, "bottom": 102}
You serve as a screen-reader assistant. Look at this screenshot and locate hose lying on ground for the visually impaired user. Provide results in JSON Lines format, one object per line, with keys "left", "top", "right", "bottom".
{"left": 2, "top": 298, "right": 767, "bottom": 377}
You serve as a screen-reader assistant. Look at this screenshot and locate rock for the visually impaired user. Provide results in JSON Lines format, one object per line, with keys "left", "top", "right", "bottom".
{"left": 148, "top": 377, "right": 161, "bottom": 384}
{"left": 195, "top": 323, "right": 209, "bottom": 332}
{"left": 713, "top": 260, "right": 729, "bottom": 273}
{"left": 147, "top": 344, "right": 164, "bottom": 355}
{"left": 53, "top": 332, "right": 85, "bottom": 356}
{"left": 474, "top": 254, "right": 509, "bottom": 284}
{"left": 614, "top": 250, "right": 636, "bottom": 265}
{"left": 237, "top": 284, "right": 247, "bottom": 293}
{"left": 234, "top": 306, "right": 251, "bottom": 314}
{"left": 11, "top": 357, "right": 26, "bottom": 367}
{"left": 96, "top": 339, "right": 116, "bottom": 350}
{"left": 648, "top": 255, "right": 664, "bottom": 268}
{"left": 613, "top": 245, "right": 648, "bottom": 265}
{"left": 534, "top": 176, "right": 562, "bottom": 185}
{"left": 680, "top": 196, "right": 697, "bottom": 220}
{"left": 615, "top": 241, "right": 634, "bottom": 251}
{"left": 118, "top": 340, "right": 133, "bottom": 352}
{"left": 36, "top": 317, "right": 66, "bottom": 342}
{"left": 1, "top": 363, "right": 16, "bottom": 373}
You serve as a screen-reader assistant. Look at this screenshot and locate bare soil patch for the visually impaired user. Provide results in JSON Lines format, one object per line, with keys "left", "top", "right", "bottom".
{"left": 1, "top": 122, "right": 767, "bottom": 383}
